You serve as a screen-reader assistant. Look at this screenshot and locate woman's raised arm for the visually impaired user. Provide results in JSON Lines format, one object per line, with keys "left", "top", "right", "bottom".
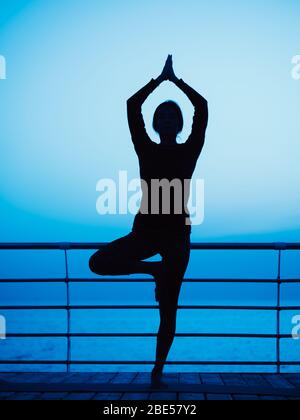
{"left": 127, "top": 56, "right": 171, "bottom": 153}
{"left": 127, "top": 77, "right": 162, "bottom": 153}
{"left": 165, "top": 55, "right": 208, "bottom": 156}
{"left": 173, "top": 77, "right": 208, "bottom": 156}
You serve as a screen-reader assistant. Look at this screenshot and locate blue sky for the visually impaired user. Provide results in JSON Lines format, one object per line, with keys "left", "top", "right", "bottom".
{"left": 0, "top": 0, "right": 300, "bottom": 242}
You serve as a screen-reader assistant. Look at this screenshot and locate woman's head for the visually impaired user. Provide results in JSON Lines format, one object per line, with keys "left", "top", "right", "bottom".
{"left": 153, "top": 101, "right": 183, "bottom": 143}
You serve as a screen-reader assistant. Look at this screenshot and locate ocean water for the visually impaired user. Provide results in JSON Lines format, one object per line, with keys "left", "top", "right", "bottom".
{"left": 0, "top": 248, "right": 299, "bottom": 373}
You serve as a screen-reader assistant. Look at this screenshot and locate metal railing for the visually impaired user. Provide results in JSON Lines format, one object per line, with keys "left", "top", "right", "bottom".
{"left": 0, "top": 242, "right": 300, "bottom": 373}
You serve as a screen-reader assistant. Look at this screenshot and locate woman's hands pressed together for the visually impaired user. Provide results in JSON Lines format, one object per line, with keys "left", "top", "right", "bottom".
{"left": 157, "top": 54, "right": 179, "bottom": 84}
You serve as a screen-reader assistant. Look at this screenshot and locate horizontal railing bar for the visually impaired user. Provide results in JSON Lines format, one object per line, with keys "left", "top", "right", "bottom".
{"left": 1, "top": 277, "right": 299, "bottom": 284}
{"left": 1, "top": 305, "right": 299, "bottom": 310}
{"left": 4, "top": 333, "right": 295, "bottom": 338}
{"left": 0, "top": 360, "right": 299, "bottom": 365}
{"left": 1, "top": 242, "right": 300, "bottom": 250}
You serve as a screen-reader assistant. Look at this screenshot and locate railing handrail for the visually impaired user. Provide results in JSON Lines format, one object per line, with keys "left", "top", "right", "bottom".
{"left": 0, "top": 278, "right": 299, "bottom": 283}
{"left": 1, "top": 241, "right": 300, "bottom": 250}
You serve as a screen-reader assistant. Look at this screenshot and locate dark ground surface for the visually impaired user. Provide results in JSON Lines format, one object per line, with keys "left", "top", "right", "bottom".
{"left": 1, "top": 372, "right": 300, "bottom": 400}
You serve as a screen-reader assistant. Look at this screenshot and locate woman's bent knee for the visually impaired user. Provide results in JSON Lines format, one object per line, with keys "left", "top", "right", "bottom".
{"left": 89, "top": 252, "right": 111, "bottom": 275}
{"left": 89, "top": 253, "right": 98, "bottom": 274}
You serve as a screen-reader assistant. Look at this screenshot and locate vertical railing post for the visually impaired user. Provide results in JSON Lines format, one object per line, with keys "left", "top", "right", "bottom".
{"left": 276, "top": 249, "right": 281, "bottom": 374}
{"left": 275, "top": 244, "right": 286, "bottom": 374}
{"left": 61, "top": 243, "right": 71, "bottom": 374}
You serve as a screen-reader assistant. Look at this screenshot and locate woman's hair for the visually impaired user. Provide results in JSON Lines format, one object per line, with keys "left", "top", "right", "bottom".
{"left": 152, "top": 100, "right": 184, "bottom": 135}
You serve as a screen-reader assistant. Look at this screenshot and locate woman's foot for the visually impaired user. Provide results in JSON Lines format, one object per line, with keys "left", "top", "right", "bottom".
{"left": 150, "top": 365, "right": 166, "bottom": 387}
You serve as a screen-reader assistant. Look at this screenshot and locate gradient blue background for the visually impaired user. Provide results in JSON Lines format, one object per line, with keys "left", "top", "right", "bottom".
{"left": 0, "top": 0, "right": 300, "bottom": 372}
{"left": 0, "top": 0, "right": 300, "bottom": 242}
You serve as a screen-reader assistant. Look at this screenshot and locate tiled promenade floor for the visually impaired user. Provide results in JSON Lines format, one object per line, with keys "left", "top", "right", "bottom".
{"left": 1, "top": 372, "right": 300, "bottom": 400}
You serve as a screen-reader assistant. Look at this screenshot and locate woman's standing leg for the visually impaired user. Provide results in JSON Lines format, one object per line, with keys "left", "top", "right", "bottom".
{"left": 152, "top": 231, "right": 191, "bottom": 382}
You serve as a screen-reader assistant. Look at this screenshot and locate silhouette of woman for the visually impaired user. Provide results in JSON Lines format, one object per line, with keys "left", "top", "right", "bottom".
{"left": 89, "top": 55, "right": 208, "bottom": 386}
